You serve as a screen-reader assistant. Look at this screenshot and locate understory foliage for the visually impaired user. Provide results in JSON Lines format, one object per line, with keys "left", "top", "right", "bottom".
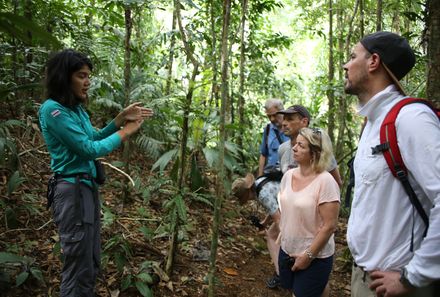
{"left": 0, "top": 0, "right": 435, "bottom": 296}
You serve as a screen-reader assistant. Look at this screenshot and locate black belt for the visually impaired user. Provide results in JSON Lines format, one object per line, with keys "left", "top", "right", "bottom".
{"left": 353, "top": 262, "right": 368, "bottom": 282}
{"left": 55, "top": 172, "right": 92, "bottom": 180}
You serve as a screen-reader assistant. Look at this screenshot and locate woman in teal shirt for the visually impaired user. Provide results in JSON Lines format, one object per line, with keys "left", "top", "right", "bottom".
{"left": 39, "top": 49, "right": 153, "bottom": 296}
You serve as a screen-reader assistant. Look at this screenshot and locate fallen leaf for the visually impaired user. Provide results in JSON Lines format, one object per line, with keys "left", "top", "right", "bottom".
{"left": 223, "top": 267, "right": 239, "bottom": 276}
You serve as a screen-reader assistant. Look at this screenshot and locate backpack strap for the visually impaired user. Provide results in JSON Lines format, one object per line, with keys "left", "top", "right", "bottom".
{"left": 264, "top": 124, "right": 270, "bottom": 153}
{"left": 265, "top": 124, "right": 283, "bottom": 153}
{"left": 372, "top": 98, "right": 438, "bottom": 244}
{"left": 345, "top": 157, "right": 355, "bottom": 208}
{"left": 273, "top": 127, "right": 283, "bottom": 145}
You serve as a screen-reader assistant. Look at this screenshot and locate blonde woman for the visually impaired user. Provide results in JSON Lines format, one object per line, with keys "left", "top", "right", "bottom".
{"left": 277, "top": 128, "right": 340, "bottom": 297}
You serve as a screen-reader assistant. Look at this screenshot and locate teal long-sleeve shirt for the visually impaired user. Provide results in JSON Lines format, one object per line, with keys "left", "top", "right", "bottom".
{"left": 39, "top": 99, "right": 122, "bottom": 183}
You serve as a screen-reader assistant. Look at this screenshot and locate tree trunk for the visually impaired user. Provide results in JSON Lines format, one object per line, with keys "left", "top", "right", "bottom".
{"left": 166, "top": 0, "right": 200, "bottom": 275}
{"left": 327, "top": 0, "right": 335, "bottom": 143}
{"left": 122, "top": 6, "right": 133, "bottom": 202}
{"left": 208, "top": 0, "right": 231, "bottom": 295}
{"left": 237, "top": 0, "right": 248, "bottom": 162}
{"left": 345, "top": 0, "right": 360, "bottom": 58}
{"left": 359, "top": 0, "right": 364, "bottom": 36}
{"left": 165, "top": 3, "right": 177, "bottom": 96}
{"left": 209, "top": 0, "right": 220, "bottom": 108}
{"left": 335, "top": 1, "right": 347, "bottom": 161}
{"left": 427, "top": 0, "right": 440, "bottom": 107}
{"left": 376, "top": 0, "right": 383, "bottom": 31}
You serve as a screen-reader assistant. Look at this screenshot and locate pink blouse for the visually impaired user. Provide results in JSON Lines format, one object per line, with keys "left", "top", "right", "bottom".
{"left": 277, "top": 169, "right": 340, "bottom": 258}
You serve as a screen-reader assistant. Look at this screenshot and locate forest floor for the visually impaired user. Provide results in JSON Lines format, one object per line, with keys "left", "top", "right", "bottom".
{"left": 0, "top": 135, "right": 352, "bottom": 297}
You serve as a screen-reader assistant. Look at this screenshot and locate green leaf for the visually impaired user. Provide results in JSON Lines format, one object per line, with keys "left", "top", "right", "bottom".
{"left": 121, "top": 274, "right": 132, "bottom": 291}
{"left": 190, "top": 154, "right": 204, "bottom": 191}
{"left": 5, "top": 207, "right": 18, "bottom": 229}
{"left": 139, "top": 226, "right": 154, "bottom": 240}
{"left": 101, "top": 205, "right": 115, "bottom": 229}
{"left": 135, "top": 281, "right": 153, "bottom": 297}
{"left": 0, "top": 137, "right": 5, "bottom": 157}
{"left": 151, "top": 148, "right": 178, "bottom": 172}
{"left": 0, "top": 83, "right": 42, "bottom": 98}
{"left": 0, "top": 252, "right": 25, "bottom": 264}
{"left": 7, "top": 171, "right": 26, "bottom": 195}
{"left": 0, "top": 13, "right": 62, "bottom": 49}
{"left": 15, "top": 271, "right": 29, "bottom": 287}
{"left": 30, "top": 267, "right": 44, "bottom": 283}
{"left": 136, "top": 272, "right": 153, "bottom": 285}
{"left": 114, "top": 252, "right": 127, "bottom": 273}
{"left": 202, "top": 147, "right": 217, "bottom": 168}
{"left": 174, "top": 195, "right": 187, "bottom": 223}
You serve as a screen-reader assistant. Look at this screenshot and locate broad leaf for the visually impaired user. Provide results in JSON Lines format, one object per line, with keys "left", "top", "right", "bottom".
{"left": 7, "top": 171, "right": 26, "bottom": 195}
{"left": 15, "top": 271, "right": 29, "bottom": 287}
{"left": 30, "top": 268, "right": 44, "bottom": 283}
{"left": 0, "top": 252, "right": 25, "bottom": 264}
{"left": 137, "top": 272, "right": 153, "bottom": 285}
{"left": 151, "top": 148, "right": 178, "bottom": 172}
{"left": 174, "top": 195, "right": 187, "bottom": 222}
{"left": 135, "top": 281, "right": 153, "bottom": 297}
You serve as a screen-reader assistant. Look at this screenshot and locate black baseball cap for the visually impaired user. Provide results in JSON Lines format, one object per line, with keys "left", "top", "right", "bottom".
{"left": 277, "top": 105, "right": 311, "bottom": 120}
{"left": 360, "top": 31, "right": 415, "bottom": 95}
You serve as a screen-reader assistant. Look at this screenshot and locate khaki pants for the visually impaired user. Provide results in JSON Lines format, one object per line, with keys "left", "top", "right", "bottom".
{"left": 351, "top": 265, "right": 437, "bottom": 297}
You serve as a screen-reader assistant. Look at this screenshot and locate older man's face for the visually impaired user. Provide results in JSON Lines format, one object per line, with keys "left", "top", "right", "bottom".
{"left": 282, "top": 113, "right": 308, "bottom": 138}
{"left": 265, "top": 106, "right": 283, "bottom": 128}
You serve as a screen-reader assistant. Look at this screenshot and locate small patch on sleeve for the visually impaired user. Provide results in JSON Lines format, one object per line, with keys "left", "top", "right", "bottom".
{"left": 51, "top": 109, "right": 61, "bottom": 117}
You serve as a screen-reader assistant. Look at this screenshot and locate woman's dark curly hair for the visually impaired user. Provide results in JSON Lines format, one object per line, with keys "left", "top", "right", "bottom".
{"left": 45, "top": 49, "right": 93, "bottom": 108}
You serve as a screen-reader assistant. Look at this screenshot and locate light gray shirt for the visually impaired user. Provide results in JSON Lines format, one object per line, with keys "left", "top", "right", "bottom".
{"left": 278, "top": 140, "right": 337, "bottom": 174}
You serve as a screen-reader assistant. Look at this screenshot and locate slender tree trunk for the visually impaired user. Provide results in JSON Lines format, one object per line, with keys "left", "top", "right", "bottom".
{"left": 122, "top": 6, "right": 133, "bottom": 202}
{"left": 24, "top": 0, "right": 32, "bottom": 64}
{"left": 165, "top": 4, "right": 177, "bottom": 95}
{"left": 327, "top": 0, "right": 335, "bottom": 143}
{"left": 208, "top": 0, "right": 231, "bottom": 295}
{"left": 166, "top": 0, "right": 200, "bottom": 275}
{"left": 392, "top": 2, "right": 401, "bottom": 32}
{"left": 427, "top": 0, "right": 440, "bottom": 107}
{"left": 345, "top": 0, "right": 360, "bottom": 58}
{"left": 209, "top": 0, "right": 220, "bottom": 108}
{"left": 237, "top": 0, "right": 248, "bottom": 162}
{"left": 335, "top": 2, "right": 347, "bottom": 161}
{"left": 359, "top": 0, "right": 364, "bottom": 36}
{"left": 376, "top": 0, "right": 383, "bottom": 31}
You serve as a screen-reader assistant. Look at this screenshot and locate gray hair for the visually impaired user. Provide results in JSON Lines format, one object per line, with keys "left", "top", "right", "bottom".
{"left": 264, "top": 98, "right": 284, "bottom": 111}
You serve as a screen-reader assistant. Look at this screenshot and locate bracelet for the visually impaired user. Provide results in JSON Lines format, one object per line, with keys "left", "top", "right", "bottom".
{"left": 305, "top": 249, "right": 316, "bottom": 260}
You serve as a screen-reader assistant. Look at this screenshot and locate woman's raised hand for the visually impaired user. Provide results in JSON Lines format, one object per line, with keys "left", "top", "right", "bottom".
{"left": 115, "top": 102, "right": 154, "bottom": 127}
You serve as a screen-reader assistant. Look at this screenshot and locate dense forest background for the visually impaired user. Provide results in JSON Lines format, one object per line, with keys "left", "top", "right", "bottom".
{"left": 1, "top": 0, "right": 439, "bottom": 296}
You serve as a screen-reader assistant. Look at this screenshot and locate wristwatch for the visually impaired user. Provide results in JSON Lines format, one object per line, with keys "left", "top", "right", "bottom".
{"left": 399, "top": 268, "right": 415, "bottom": 289}
{"left": 305, "top": 249, "right": 316, "bottom": 260}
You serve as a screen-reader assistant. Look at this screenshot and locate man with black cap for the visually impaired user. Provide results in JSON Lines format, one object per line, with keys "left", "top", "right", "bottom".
{"left": 344, "top": 31, "right": 440, "bottom": 297}
{"left": 277, "top": 105, "right": 342, "bottom": 187}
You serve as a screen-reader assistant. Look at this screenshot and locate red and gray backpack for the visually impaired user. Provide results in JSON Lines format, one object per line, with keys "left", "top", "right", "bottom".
{"left": 347, "top": 98, "right": 440, "bottom": 249}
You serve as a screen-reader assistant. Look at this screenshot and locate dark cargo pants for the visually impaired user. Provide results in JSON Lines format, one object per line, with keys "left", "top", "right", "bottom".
{"left": 52, "top": 181, "right": 100, "bottom": 297}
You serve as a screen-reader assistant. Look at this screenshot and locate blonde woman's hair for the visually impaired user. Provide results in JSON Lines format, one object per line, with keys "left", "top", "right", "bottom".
{"left": 298, "top": 127, "right": 333, "bottom": 173}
